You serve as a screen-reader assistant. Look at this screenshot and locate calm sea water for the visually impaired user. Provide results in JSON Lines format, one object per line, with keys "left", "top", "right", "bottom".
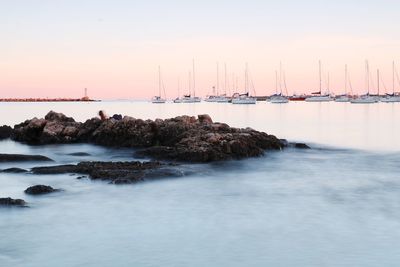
{"left": 1, "top": 101, "right": 400, "bottom": 267}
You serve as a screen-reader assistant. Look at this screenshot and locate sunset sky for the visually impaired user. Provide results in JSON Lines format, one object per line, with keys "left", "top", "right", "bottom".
{"left": 1, "top": 0, "right": 400, "bottom": 99}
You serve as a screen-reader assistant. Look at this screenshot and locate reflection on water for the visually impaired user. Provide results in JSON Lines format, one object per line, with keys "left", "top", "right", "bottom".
{"left": 1, "top": 102, "right": 400, "bottom": 267}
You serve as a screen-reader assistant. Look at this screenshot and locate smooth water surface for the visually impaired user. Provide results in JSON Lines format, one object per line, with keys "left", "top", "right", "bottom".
{"left": 1, "top": 101, "right": 400, "bottom": 267}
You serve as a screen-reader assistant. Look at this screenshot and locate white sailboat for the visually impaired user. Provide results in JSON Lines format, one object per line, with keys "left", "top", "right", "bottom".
{"left": 381, "top": 61, "right": 400, "bottom": 103}
{"left": 351, "top": 61, "right": 379, "bottom": 104}
{"left": 232, "top": 63, "right": 257, "bottom": 104}
{"left": 151, "top": 66, "right": 166, "bottom": 104}
{"left": 174, "top": 59, "right": 201, "bottom": 103}
{"left": 335, "top": 64, "right": 351, "bottom": 102}
{"left": 205, "top": 63, "right": 230, "bottom": 103}
{"left": 216, "top": 63, "right": 230, "bottom": 102}
{"left": 305, "top": 61, "right": 332, "bottom": 102}
{"left": 270, "top": 64, "right": 288, "bottom": 104}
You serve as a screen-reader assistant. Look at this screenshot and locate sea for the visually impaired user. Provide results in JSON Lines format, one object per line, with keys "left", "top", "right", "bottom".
{"left": 1, "top": 101, "right": 400, "bottom": 267}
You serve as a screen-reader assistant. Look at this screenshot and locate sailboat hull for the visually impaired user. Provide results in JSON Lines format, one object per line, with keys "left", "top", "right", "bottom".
{"left": 381, "top": 96, "right": 400, "bottom": 102}
{"left": 269, "top": 95, "right": 289, "bottom": 104}
{"left": 334, "top": 96, "right": 350, "bottom": 102}
{"left": 232, "top": 97, "right": 256, "bottom": 104}
{"left": 305, "top": 96, "right": 332, "bottom": 102}
{"left": 350, "top": 96, "right": 378, "bottom": 104}
{"left": 152, "top": 99, "right": 166, "bottom": 104}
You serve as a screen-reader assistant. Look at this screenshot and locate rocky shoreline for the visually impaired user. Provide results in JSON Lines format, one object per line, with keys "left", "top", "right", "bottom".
{"left": 0, "top": 111, "right": 310, "bottom": 207}
{"left": 4, "top": 111, "right": 308, "bottom": 163}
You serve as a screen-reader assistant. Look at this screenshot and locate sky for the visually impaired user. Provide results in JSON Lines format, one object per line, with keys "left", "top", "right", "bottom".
{"left": 1, "top": 0, "right": 400, "bottom": 99}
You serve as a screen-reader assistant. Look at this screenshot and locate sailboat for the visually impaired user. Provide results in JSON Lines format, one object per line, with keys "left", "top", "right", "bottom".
{"left": 151, "top": 66, "right": 166, "bottom": 104}
{"left": 216, "top": 63, "right": 230, "bottom": 102}
{"left": 232, "top": 63, "right": 257, "bottom": 104}
{"left": 351, "top": 61, "right": 379, "bottom": 104}
{"left": 205, "top": 63, "right": 230, "bottom": 102}
{"left": 381, "top": 61, "right": 400, "bottom": 103}
{"left": 270, "top": 64, "right": 289, "bottom": 104}
{"left": 305, "top": 61, "right": 332, "bottom": 102}
{"left": 174, "top": 59, "right": 201, "bottom": 103}
{"left": 335, "top": 64, "right": 351, "bottom": 102}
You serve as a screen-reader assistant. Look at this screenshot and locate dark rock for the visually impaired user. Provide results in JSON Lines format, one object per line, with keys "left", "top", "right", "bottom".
{"left": 31, "top": 161, "right": 185, "bottom": 184}
{"left": 1, "top": 167, "right": 28, "bottom": 173}
{"left": 31, "top": 164, "right": 78, "bottom": 174}
{"left": 112, "top": 114, "right": 123, "bottom": 120}
{"left": 67, "top": 152, "right": 91, "bottom": 156}
{"left": 0, "top": 154, "right": 53, "bottom": 162}
{"left": 0, "top": 197, "right": 27, "bottom": 207}
{"left": 24, "top": 185, "right": 60, "bottom": 195}
{"left": 198, "top": 114, "right": 213, "bottom": 124}
{"left": 294, "top": 143, "right": 311, "bottom": 149}
{"left": 12, "top": 118, "right": 47, "bottom": 143}
{"left": 76, "top": 117, "right": 102, "bottom": 140}
{"left": 11, "top": 111, "right": 306, "bottom": 162}
{"left": 45, "top": 110, "right": 75, "bottom": 123}
{"left": 0, "top": 125, "right": 12, "bottom": 140}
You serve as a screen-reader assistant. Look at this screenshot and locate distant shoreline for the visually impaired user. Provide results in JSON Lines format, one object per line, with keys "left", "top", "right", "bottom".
{"left": 0, "top": 98, "right": 100, "bottom": 102}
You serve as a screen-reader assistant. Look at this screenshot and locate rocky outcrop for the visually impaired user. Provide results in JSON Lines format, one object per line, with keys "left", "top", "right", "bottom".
{"left": 0, "top": 197, "right": 27, "bottom": 207}
{"left": 1, "top": 167, "right": 28, "bottom": 173}
{"left": 11, "top": 111, "right": 298, "bottom": 162}
{"left": 0, "top": 125, "right": 12, "bottom": 140}
{"left": 67, "top": 152, "right": 91, "bottom": 156}
{"left": 31, "top": 161, "right": 185, "bottom": 184}
{"left": 0, "top": 154, "right": 53, "bottom": 162}
{"left": 24, "top": 185, "right": 61, "bottom": 195}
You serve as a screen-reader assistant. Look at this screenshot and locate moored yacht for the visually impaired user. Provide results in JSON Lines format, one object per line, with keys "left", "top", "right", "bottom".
{"left": 269, "top": 66, "right": 288, "bottom": 104}
{"left": 270, "top": 95, "right": 289, "bottom": 103}
{"left": 232, "top": 63, "right": 256, "bottom": 104}
{"left": 151, "top": 66, "right": 166, "bottom": 104}
{"left": 335, "top": 64, "right": 351, "bottom": 102}
{"left": 305, "top": 61, "right": 332, "bottom": 102}
{"left": 351, "top": 61, "right": 379, "bottom": 104}
{"left": 174, "top": 59, "right": 201, "bottom": 103}
{"left": 350, "top": 94, "right": 378, "bottom": 104}
{"left": 381, "top": 61, "right": 400, "bottom": 103}
{"left": 232, "top": 92, "right": 257, "bottom": 104}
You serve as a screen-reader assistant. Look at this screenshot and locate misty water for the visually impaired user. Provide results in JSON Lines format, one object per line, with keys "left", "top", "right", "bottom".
{"left": 1, "top": 101, "right": 400, "bottom": 267}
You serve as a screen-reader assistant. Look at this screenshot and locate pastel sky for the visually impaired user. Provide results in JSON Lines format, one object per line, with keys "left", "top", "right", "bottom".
{"left": 1, "top": 0, "right": 400, "bottom": 99}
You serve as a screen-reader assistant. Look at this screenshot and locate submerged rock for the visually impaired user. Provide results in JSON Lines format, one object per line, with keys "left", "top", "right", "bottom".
{"left": 11, "top": 111, "right": 304, "bottom": 162}
{"left": 67, "top": 152, "right": 91, "bottom": 156}
{"left": 24, "top": 185, "right": 61, "bottom": 195}
{"left": 293, "top": 143, "right": 311, "bottom": 149}
{"left": 0, "top": 197, "right": 27, "bottom": 207}
{"left": 31, "top": 161, "right": 185, "bottom": 184}
{"left": 0, "top": 154, "right": 53, "bottom": 162}
{"left": 0, "top": 125, "right": 12, "bottom": 140}
{"left": 1, "top": 167, "right": 28, "bottom": 173}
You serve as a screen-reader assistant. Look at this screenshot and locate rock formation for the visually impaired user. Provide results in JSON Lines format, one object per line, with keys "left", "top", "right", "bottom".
{"left": 11, "top": 111, "right": 305, "bottom": 162}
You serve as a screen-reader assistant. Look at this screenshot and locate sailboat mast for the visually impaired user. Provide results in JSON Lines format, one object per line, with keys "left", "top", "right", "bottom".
{"left": 217, "top": 62, "right": 219, "bottom": 96}
{"left": 158, "top": 66, "right": 161, "bottom": 97}
{"left": 367, "top": 61, "right": 370, "bottom": 95}
{"left": 393, "top": 61, "right": 395, "bottom": 95}
{"left": 189, "top": 71, "right": 191, "bottom": 95}
{"left": 345, "top": 64, "right": 348, "bottom": 95}
{"left": 279, "top": 62, "right": 282, "bottom": 94}
{"left": 319, "top": 60, "right": 322, "bottom": 94}
{"left": 377, "top": 69, "right": 380, "bottom": 96}
{"left": 283, "top": 71, "right": 288, "bottom": 96}
{"left": 275, "top": 70, "right": 278, "bottom": 95}
{"left": 178, "top": 77, "right": 180, "bottom": 97}
{"left": 224, "top": 63, "right": 227, "bottom": 95}
{"left": 327, "top": 72, "right": 330, "bottom": 94}
{"left": 192, "top": 59, "right": 195, "bottom": 97}
{"left": 245, "top": 63, "right": 249, "bottom": 94}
